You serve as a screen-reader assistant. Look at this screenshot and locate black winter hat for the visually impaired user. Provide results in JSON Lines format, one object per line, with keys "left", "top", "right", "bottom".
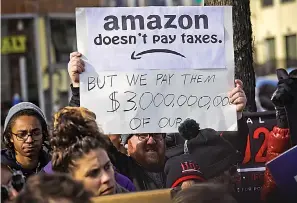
{"left": 186, "top": 128, "right": 240, "bottom": 179}
{"left": 178, "top": 119, "right": 240, "bottom": 179}
{"left": 165, "top": 154, "right": 205, "bottom": 188}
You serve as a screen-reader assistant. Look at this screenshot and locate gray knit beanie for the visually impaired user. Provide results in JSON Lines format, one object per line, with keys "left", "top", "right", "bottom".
{"left": 4, "top": 102, "right": 46, "bottom": 132}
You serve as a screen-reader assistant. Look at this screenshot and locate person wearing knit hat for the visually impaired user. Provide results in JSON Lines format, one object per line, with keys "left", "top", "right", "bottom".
{"left": 1, "top": 102, "right": 50, "bottom": 181}
{"left": 178, "top": 119, "right": 240, "bottom": 189}
{"left": 165, "top": 153, "right": 206, "bottom": 189}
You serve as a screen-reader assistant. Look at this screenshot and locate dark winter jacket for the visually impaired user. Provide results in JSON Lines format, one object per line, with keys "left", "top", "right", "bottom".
{"left": 110, "top": 146, "right": 165, "bottom": 191}
{"left": 1, "top": 148, "right": 50, "bottom": 180}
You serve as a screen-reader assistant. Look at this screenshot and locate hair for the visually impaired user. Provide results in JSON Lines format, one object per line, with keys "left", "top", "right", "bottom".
{"left": 3, "top": 109, "right": 49, "bottom": 150}
{"left": 50, "top": 107, "right": 111, "bottom": 173}
{"left": 13, "top": 173, "right": 92, "bottom": 203}
{"left": 172, "top": 183, "right": 237, "bottom": 203}
{"left": 207, "top": 166, "right": 240, "bottom": 199}
{"left": 178, "top": 119, "right": 200, "bottom": 140}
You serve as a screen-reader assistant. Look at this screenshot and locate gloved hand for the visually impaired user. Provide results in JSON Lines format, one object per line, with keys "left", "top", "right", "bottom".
{"left": 271, "top": 69, "right": 297, "bottom": 108}
{"left": 271, "top": 68, "right": 297, "bottom": 146}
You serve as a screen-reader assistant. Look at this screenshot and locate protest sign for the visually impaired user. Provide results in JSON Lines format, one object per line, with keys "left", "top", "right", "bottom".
{"left": 77, "top": 6, "right": 226, "bottom": 70}
{"left": 266, "top": 145, "right": 297, "bottom": 199}
{"left": 235, "top": 111, "right": 277, "bottom": 203}
{"left": 76, "top": 6, "right": 236, "bottom": 134}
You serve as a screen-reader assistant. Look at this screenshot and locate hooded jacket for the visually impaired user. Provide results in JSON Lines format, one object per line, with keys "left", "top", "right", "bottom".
{"left": 1, "top": 148, "right": 50, "bottom": 179}
{"left": 1, "top": 102, "right": 50, "bottom": 180}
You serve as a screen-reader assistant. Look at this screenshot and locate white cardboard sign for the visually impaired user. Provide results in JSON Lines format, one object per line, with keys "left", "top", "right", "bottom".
{"left": 76, "top": 6, "right": 237, "bottom": 134}
{"left": 76, "top": 6, "right": 225, "bottom": 71}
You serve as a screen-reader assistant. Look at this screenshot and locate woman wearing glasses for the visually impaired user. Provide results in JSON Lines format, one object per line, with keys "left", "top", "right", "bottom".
{"left": 1, "top": 102, "right": 50, "bottom": 180}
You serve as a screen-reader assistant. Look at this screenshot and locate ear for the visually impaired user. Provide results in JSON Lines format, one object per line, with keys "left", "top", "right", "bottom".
{"left": 289, "top": 69, "right": 297, "bottom": 79}
{"left": 276, "top": 68, "right": 289, "bottom": 80}
{"left": 10, "top": 135, "right": 14, "bottom": 143}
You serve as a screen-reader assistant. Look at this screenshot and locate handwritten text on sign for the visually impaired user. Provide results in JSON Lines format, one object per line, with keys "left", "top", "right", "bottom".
{"left": 76, "top": 7, "right": 225, "bottom": 71}
{"left": 80, "top": 69, "right": 237, "bottom": 134}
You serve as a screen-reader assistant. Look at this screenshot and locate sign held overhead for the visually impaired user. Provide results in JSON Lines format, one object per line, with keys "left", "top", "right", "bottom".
{"left": 76, "top": 6, "right": 237, "bottom": 134}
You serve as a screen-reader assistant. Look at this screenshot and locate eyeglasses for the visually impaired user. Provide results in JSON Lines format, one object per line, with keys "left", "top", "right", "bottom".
{"left": 11, "top": 130, "right": 42, "bottom": 141}
{"left": 135, "top": 134, "right": 165, "bottom": 142}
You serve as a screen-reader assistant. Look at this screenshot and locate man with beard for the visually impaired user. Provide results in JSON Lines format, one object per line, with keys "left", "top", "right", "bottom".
{"left": 1, "top": 102, "right": 50, "bottom": 180}
{"left": 67, "top": 52, "right": 248, "bottom": 191}
{"left": 96, "top": 133, "right": 166, "bottom": 190}
{"left": 124, "top": 133, "right": 166, "bottom": 189}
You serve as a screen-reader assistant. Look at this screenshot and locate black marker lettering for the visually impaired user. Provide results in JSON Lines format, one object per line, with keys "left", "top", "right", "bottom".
{"left": 181, "top": 74, "right": 191, "bottom": 85}
{"left": 88, "top": 77, "right": 96, "bottom": 91}
{"left": 204, "top": 75, "right": 215, "bottom": 83}
{"left": 187, "top": 95, "right": 198, "bottom": 106}
{"left": 139, "top": 92, "right": 153, "bottom": 110}
{"left": 153, "top": 93, "right": 165, "bottom": 107}
{"left": 177, "top": 95, "right": 187, "bottom": 106}
{"left": 107, "top": 74, "right": 117, "bottom": 87}
{"left": 158, "top": 117, "right": 168, "bottom": 128}
{"left": 140, "top": 74, "right": 147, "bottom": 86}
{"left": 126, "top": 74, "right": 139, "bottom": 86}
{"left": 175, "top": 117, "right": 182, "bottom": 127}
{"left": 143, "top": 117, "right": 151, "bottom": 127}
{"left": 124, "top": 91, "right": 137, "bottom": 112}
{"left": 164, "top": 94, "right": 175, "bottom": 106}
{"left": 129, "top": 117, "right": 141, "bottom": 130}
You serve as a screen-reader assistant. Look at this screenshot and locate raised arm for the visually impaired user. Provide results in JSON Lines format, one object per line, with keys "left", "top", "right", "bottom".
{"left": 67, "top": 52, "right": 84, "bottom": 107}
{"left": 221, "top": 79, "right": 248, "bottom": 161}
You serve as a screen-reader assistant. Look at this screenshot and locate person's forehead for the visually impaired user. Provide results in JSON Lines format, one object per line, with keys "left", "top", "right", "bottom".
{"left": 75, "top": 149, "right": 110, "bottom": 171}
{"left": 12, "top": 115, "right": 41, "bottom": 129}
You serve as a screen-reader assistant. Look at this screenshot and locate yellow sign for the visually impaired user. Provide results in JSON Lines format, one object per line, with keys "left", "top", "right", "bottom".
{"left": 1, "top": 35, "right": 27, "bottom": 54}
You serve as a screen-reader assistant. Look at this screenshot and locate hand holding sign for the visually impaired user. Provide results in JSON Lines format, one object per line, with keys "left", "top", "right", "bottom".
{"left": 228, "top": 79, "right": 247, "bottom": 113}
{"left": 68, "top": 52, "right": 85, "bottom": 87}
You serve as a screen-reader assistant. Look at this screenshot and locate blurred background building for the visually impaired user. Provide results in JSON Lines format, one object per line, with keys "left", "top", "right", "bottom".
{"left": 1, "top": 0, "right": 105, "bottom": 124}
{"left": 1, "top": 0, "right": 296, "bottom": 124}
{"left": 250, "top": 0, "right": 297, "bottom": 76}
{"left": 250, "top": 0, "right": 297, "bottom": 111}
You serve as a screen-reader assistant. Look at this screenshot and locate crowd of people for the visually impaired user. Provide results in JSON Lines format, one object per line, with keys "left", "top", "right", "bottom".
{"left": 1, "top": 52, "right": 296, "bottom": 203}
